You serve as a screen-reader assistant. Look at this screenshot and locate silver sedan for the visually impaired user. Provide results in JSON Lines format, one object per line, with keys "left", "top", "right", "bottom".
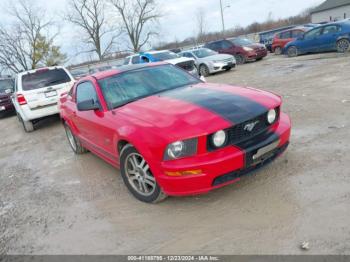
{"left": 180, "top": 48, "right": 236, "bottom": 77}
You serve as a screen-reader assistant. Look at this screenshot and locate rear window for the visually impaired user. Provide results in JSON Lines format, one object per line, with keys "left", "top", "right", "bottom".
{"left": 21, "top": 68, "right": 71, "bottom": 91}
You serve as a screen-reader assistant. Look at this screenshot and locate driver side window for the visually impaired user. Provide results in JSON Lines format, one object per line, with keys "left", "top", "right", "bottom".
{"left": 76, "top": 82, "right": 98, "bottom": 104}
{"left": 304, "top": 28, "right": 323, "bottom": 40}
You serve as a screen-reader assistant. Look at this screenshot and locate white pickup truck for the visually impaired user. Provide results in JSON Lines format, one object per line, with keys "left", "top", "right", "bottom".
{"left": 12, "top": 66, "right": 75, "bottom": 132}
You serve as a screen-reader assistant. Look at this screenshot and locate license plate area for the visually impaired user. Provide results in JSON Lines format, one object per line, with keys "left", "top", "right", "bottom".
{"left": 45, "top": 90, "right": 57, "bottom": 98}
{"left": 251, "top": 140, "right": 280, "bottom": 165}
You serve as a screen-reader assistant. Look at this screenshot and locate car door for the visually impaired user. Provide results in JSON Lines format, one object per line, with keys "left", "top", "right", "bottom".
{"left": 74, "top": 80, "right": 117, "bottom": 161}
{"left": 317, "top": 25, "right": 341, "bottom": 51}
{"left": 280, "top": 31, "right": 292, "bottom": 48}
{"left": 300, "top": 27, "right": 324, "bottom": 53}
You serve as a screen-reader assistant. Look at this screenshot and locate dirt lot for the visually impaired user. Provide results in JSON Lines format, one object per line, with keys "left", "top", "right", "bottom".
{"left": 1, "top": 52, "right": 350, "bottom": 255}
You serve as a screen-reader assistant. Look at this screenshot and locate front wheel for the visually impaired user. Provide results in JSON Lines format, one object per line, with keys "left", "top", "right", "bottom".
{"left": 336, "top": 39, "right": 350, "bottom": 53}
{"left": 287, "top": 46, "right": 298, "bottom": 57}
{"left": 199, "top": 64, "right": 210, "bottom": 77}
{"left": 120, "top": 145, "right": 167, "bottom": 203}
{"left": 235, "top": 54, "right": 246, "bottom": 65}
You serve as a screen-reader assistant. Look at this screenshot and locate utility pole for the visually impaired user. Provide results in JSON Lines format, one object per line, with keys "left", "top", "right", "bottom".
{"left": 220, "top": 0, "right": 225, "bottom": 34}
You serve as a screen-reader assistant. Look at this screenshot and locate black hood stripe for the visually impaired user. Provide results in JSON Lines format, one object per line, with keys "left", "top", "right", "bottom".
{"left": 162, "top": 86, "right": 268, "bottom": 124}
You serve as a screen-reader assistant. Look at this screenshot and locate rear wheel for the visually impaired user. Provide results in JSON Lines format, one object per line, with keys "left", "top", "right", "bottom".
{"left": 199, "top": 64, "right": 210, "bottom": 77}
{"left": 19, "top": 115, "right": 34, "bottom": 132}
{"left": 274, "top": 46, "right": 282, "bottom": 55}
{"left": 287, "top": 46, "right": 298, "bottom": 57}
{"left": 235, "top": 54, "right": 245, "bottom": 65}
{"left": 120, "top": 144, "right": 167, "bottom": 203}
{"left": 64, "top": 123, "right": 87, "bottom": 154}
{"left": 336, "top": 39, "right": 350, "bottom": 53}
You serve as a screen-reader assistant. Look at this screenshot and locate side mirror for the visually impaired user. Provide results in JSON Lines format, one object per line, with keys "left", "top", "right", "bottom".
{"left": 77, "top": 99, "right": 100, "bottom": 111}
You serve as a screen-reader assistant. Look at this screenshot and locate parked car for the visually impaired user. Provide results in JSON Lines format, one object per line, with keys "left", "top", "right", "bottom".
{"left": 284, "top": 21, "right": 350, "bottom": 57}
{"left": 0, "top": 76, "right": 15, "bottom": 116}
{"left": 60, "top": 62, "right": 291, "bottom": 203}
{"left": 204, "top": 38, "right": 267, "bottom": 64}
{"left": 12, "top": 66, "right": 75, "bottom": 132}
{"left": 180, "top": 48, "right": 236, "bottom": 76}
{"left": 272, "top": 27, "right": 309, "bottom": 55}
{"left": 123, "top": 50, "right": 198, "bottom": 76}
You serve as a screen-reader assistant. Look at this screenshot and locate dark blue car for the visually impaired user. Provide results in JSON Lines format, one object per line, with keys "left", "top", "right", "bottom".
{"left": 284, "top": 21, "right": 350, "bottom": 57}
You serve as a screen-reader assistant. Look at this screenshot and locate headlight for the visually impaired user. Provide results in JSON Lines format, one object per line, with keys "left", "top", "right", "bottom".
{"left": 164, "top": 138, "right": 198, "bottom": 160}
{"left": 267, "top": 109, "right": 277, "bottom": 124}
{"left": 211, "top": 130, "right": 227, "bottom": 148}
{"left": 243, "top": 47, "right": 254, "bottom": 52}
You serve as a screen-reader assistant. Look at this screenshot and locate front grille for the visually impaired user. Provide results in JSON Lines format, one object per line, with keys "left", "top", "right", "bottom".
{"left": 207, "top": 107, "right": 280, "bottom": 151}
{"left": 176, "top": 61, "right": 195, "bottom": 71}
{"left": 0, "top": 97, "right": 11, "bottom": 106}
{"left": 221, "top": 58, "right": 233, "bottom": 63}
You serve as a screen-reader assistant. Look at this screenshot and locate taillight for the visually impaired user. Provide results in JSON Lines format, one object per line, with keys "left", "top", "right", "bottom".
{"left": 17, "top": 94, "right": 27, "bottom": 105}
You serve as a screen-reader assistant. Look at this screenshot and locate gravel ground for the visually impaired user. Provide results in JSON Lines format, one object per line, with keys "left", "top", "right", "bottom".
{"left": 1, "top": 52, "right": 350, "bottom": 255}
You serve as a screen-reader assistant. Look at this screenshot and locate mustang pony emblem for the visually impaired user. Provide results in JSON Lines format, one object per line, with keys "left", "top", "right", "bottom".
{"left": 244, "top": 120, "right": 259, "bottom": 132}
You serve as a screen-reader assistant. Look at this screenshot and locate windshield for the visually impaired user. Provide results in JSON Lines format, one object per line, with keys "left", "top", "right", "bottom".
{"left": 0, "top": 79, "right": 14, "bottom": 92}
{"left": 151, "top": 51, "right": 179, "bottom": 61}
{"left": 231, "top": 38, "right": 253, "bottom": 46}
{"left": 193, "top": 48, "right": 217, "bottom": 58}
{"left": 98, "top": 64, "right": 200, "bottom": 110}
{"left": 22, "top": 68, "right": 71, "bottom": 91}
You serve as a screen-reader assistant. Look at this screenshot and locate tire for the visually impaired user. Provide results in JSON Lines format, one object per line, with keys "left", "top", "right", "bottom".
{"left": 19, "top": 114, "right": 34, "bottom": 132}
{"left": 225, "top": 66, "right": 232, "bottom": 71}
{"left": 274, "top": 46, "right": 282, "bottom": 55}
{"left": 120, "top": 144, "right": 167, "bottom": 203}
{"left": 235, "top": 54, "right": 246, "bottom": 65}
{"left": 336, "top": 39, "right": 350, "bottom": 53}
{"left": 287, "top": 46, "right": 298, "bottom": 57}
{"left": 199, "top": 64, "right": 210, "bottom": 77}
{"left": 64, "top": 123, "right": 87, "bottom": 154}
{"left": 256, "top": 57, "right": 263, "bottom": 61}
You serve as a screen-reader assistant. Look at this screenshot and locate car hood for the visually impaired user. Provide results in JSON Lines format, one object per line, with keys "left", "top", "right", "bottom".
{"left": 200, "top": 54, "right": 234, "bottom": 62}
{"left": 117, "top": 83, "right": 281, "bottom": 140}
{"left": 246, "top": 43, "right": 266, "bottom": 50}
{"left": 164, "top": 57, "right": 195, "bottom": 65}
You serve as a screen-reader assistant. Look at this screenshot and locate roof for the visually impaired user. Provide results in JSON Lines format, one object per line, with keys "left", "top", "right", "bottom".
{"left": 91, "top": 62, "right": 168, "bottom": 80}
{"left": 311, "top": 0, "right": 350, "bottom": 14}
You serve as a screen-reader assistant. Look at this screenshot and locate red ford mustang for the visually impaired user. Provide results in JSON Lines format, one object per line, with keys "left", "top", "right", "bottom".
{"left": 60, "top": 62, "right": 291, "bottom": 203}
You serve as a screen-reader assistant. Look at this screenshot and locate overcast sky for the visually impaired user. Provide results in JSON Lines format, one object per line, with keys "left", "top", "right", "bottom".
{"left": 4, "top": 0, "right": 325, "bottom": 63}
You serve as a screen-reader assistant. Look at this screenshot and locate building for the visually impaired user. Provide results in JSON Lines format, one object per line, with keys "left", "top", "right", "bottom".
{"left": 311, "top": 0, "right": 350, "bottom": 23}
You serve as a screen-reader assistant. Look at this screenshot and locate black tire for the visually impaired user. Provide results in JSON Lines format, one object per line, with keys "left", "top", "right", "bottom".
{"left": 235, "top": 54, "right": 246, "bottom": 65}
{"left": 199, "top": 64, "right": 210, "bottom": 77}
{"left": 19, "top": 114, "right": 34, "bottom": 132}
{"left": 64, "top": 123, "right": 87, "bottom": 154}
{"left": 256, "top": 57, "right": 263, "bottom": 61}
{"left": 287, "top": 46, "right": 298, "bottom": 57}
{"left": 336, "top": 39, "right": 350, "bottom": 53}
{"left": 225, "top": 66, "right": 232, "bottom": 71}
{"left": 274, "top": 46, "right": 282, "bottom": 55}
{"left": 120, "top": 144, "right": 167, "bottom": 203}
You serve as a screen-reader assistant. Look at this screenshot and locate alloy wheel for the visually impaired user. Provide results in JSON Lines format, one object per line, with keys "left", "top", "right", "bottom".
{"left": 124, "top": 153, "right": 156, "bottom": 196}
{"left": 65, "top": 125, "right": 77, "bottom": 151}
{"left": 337, "top": 39, "right": 350, "bottom": 53}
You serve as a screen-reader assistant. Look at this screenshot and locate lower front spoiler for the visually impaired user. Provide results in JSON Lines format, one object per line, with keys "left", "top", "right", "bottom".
{"left": 213, "top": 142, "right": 288, "bottom": 186}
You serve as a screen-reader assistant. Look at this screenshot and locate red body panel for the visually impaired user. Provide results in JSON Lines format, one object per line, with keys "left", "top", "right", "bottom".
{"left": 60, "top": 66, "right": 291, "bottom": 196}
{"left": 272, "top": 28, "right": 307, "bottom": 52}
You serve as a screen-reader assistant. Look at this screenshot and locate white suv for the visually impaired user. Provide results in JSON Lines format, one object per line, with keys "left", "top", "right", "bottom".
{"left": 12, "top": 66, "right": 75, "bottom": 132}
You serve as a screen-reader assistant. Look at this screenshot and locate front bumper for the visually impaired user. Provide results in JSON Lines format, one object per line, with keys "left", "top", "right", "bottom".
{"left": 0, "top": 103, "right": 14, "bottom": 113}
{"left": 209, "top": 62, "right": 236, "bottom": 73}
{"left": 155, "top": 112, "right": 291, "bottom": 196}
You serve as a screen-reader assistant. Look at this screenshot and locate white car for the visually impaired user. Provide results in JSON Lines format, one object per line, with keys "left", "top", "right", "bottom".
{"left": 12, "top": 66, "right": 75, "bottom": 132}
{"left": 123, "top": 50, "right": 199, "bottom": 77}
{"left": 180, "top": 48, "right": 236, "bottom": 77}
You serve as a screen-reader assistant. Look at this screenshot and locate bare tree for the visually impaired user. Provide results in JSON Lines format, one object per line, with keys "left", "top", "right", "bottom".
{"left": 0, "top": 0, "right": 64, "bottom": 73}
{"left": 66, "top": 0, "right": 118, "bottom": 60}
{"left": 196, "top": 8, "right": 207, "bottom": 44}
{"left": 109, "top": 0, "right": 160, "bottom": 52}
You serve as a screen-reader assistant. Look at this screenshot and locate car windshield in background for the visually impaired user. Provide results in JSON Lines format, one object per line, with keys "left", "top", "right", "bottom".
{"left": 0, "top": 79, "right": 14, "bottom": 92}
{"left": 98, "top": 64, "right": 200, "bottom": 110}
{"left": 22, "top": 68, "right": 71, "bottom": 91}
{"left": 151, "top": 51, "right": 179, "bottom": 61}
{"left": 193, "top": 48, "right": 217, "bottom": 58}
{"left": 231, "top": 38, "right": 253, "bottom": 46}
